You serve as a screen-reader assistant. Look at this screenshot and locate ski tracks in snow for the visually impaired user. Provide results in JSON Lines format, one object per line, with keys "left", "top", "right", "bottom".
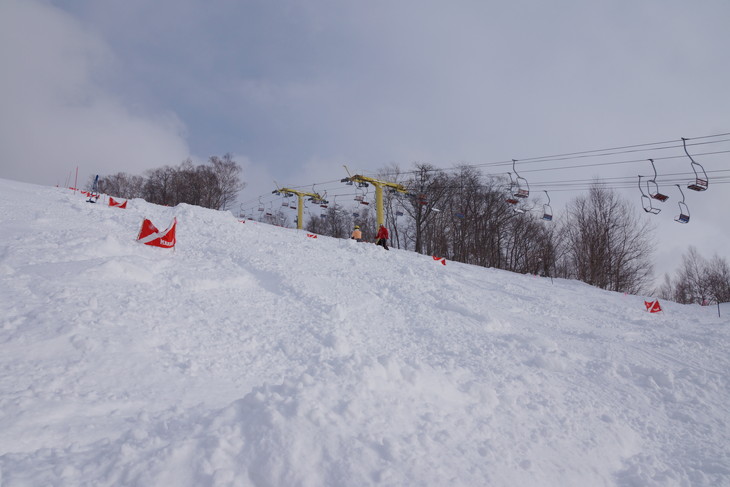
{"left": 1, "top": 180, "right": 729, "bottom": 486}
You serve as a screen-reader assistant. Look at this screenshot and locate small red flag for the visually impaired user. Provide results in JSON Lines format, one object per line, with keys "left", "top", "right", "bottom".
{"left": 306, "top": 233, "right": 318, "bottom": 239}
{"left": 644, "top": 300, "right": 662, "bottom": 313}
{"left": 432, "top": 256, "right": 446, "bottom": 265}
{"left": 109, "top": 197, "right": 128, "bottom": 209}
{"left": 137, "top": 218, "right": 176, "bottom": 248}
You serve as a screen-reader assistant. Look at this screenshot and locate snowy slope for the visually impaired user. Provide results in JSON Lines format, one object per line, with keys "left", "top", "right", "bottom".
{"left": 0, "top": 179, "right": 728, "bottom": 487}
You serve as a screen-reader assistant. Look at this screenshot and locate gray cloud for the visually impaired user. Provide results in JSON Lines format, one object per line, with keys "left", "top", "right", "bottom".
{"left": 2, "top": 0, "right": 728, "bottom": 280}
{"left": 0, "top": 0, "right": 190, "bottom": 186}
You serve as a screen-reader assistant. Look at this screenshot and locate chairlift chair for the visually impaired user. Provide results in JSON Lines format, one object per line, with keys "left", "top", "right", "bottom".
{"left": 317, "top": 194, "right": 329, "bottom": 209}
{"left": 674, "top": 184, "right": 690, "bottom": 224}
{"left": 512, "top": 160, "right": 530, "bottom": 198}
{"left": 638, "top": 175, "right": 661, "bottom": 214}
{"left": 505, "top": 173, "right": 520, "bottom": 205}
{"left": 682, "top": 137, "right": 709, "bottom": 191}
{"left": 356, "top": 185, "right": 370, "bottom": 204}
{"left": 542, "top": 190, "right": 554, "bottom": 221}
{"left": 362, "top": 187, "right": 370, "bottom": 204}
{"left": 646, "top": 159, "right": 669, "bottom": 202}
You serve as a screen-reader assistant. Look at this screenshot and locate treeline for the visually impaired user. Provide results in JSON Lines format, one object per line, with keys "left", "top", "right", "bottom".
{"left": 299, "top": 163, "right": 656, "bottom": 295}
{"left": 658, "top": 247, "right": 730, "bottom": 305}
{"left": 95, "top": 154, "right": 244, "bottom": 211}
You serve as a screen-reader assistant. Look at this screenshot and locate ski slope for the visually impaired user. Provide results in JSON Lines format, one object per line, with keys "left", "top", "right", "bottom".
{"left": 0, "top": 178, "right": 728, "bottom": 487}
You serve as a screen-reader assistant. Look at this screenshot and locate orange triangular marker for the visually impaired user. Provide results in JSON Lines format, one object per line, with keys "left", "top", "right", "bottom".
{"left": 109, "top": 197, "right": 128, "bottom": 209}
{"left": 644, "top": 300, "right": 662, "bottom": 313}
{"left": 137, "top": 218, "right": 176, "bottom": 248}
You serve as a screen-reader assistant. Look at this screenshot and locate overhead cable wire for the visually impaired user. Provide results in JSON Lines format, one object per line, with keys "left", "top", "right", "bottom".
{"left": 239, "top": 131, "right": 730, "bottom": 208}
{"left": 365, "top": 131, "right": 730, "bottom": 177}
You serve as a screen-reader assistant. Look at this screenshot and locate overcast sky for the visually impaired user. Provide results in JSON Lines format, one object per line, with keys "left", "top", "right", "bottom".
{"left": 1, "top": 0, "right": 728, "bottom": 281}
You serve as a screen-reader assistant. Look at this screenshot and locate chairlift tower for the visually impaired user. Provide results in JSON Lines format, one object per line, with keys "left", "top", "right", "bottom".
{"left": 272, "top": 187, "right": 328, "bottom": 230}
{"left": 341, "top": 166, "right": 409, "bottom": 227}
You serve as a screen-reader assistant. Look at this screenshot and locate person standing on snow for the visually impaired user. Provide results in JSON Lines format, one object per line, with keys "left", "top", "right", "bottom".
{"left": 351, "top": 225, "right": 362, "bottom": 242}
{"left": 375, "top": 224, "right": 389, "bottom": 250}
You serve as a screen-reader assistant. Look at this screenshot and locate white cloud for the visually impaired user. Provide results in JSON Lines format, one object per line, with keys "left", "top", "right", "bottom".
{"left": 0, "top": 0, "right": 190, "bottom": 186}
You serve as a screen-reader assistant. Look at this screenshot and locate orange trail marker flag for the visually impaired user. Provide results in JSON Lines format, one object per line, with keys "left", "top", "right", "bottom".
{"left": 644, "top": 300, "right": 662, "bottom": 313}
{"left": 137, "top": 218, "right": 177, "bottom": 248}
{"left": 109, "top": 197, "right": 127, "bottom": 209}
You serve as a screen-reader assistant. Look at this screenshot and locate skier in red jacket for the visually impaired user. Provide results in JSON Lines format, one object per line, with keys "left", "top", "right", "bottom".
{"left": 375, "top": 224, "right": 389, "bottom": 250}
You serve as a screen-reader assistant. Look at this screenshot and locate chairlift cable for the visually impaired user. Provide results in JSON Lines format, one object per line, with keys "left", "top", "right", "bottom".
{"left": 238, "top": 132, "right": 730, "bottom": 208}
{"left": 366, "top": 132, "right": 730, "bottom": 178}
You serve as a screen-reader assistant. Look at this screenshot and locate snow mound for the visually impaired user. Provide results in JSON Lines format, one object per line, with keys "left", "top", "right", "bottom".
{"left": 0, "top": 179, "right": 728, "bottom": 486}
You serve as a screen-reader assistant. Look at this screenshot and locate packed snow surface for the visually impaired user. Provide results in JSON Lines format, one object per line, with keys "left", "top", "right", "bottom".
{"left": 0, "top": 179, "right": 728, "bottom": 487}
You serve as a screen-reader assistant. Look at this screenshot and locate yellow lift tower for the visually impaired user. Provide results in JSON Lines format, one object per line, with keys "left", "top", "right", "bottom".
{"left": 272, "top": 187, "right": 328, "bottom": 230}
{"left": 341, "top": 167, "right": 409, "bottom": 227}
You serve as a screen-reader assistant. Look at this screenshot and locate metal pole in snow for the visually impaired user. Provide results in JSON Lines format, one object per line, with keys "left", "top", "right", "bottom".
{"left": 74, "top": 166, "right": 78, "bottom": 193}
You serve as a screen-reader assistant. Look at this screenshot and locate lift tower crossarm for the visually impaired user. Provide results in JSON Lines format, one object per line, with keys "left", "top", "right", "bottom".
{"left": 272, "top": 187, "right": 328, "bottom": 230}
{"left": 341, "top": 169, "right": 408, "bottom": 227}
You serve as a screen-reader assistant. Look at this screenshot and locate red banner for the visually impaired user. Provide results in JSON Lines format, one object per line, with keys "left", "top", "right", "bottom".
{"left": 432, "top": 256, "right": 446, "bottom": 266}
{"left": 109, "top": 197, "right": 127, "bottom": 209}
{"left": 644, "top": 300, "right": 662, "bottom": 313}
{"left": 137, "top": 218, "right": 176, "bottom": 248}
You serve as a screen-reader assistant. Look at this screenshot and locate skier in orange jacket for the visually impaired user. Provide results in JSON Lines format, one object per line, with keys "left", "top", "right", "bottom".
{"left": 375, "top": 224, "right": 389, "bottom": 250}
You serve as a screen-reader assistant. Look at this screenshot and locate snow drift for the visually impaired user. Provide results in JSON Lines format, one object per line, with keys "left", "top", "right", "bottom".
{"left": 0, "top": 179, "right": 727, "bottom": 486}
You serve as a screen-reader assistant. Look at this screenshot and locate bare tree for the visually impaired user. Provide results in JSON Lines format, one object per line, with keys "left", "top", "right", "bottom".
{"left": 707, "top": 254, "right": 730, "bottom": 304}
{"left": 209, "top": 153, "right": 245, "bottom": 211}
{"left": 677, "top": 247, "right": 713, "bottom": 304}
{"left": 143, "top": 165, "right": 176, "bottom": 206}
{"left": 656, "top": 273, "right": 676, "bottom": 301}
{"left": 662, "top": 248, "right": 730, "bottom": 304}
{"left": 117, "top": 155, "right": 244, "bottom": 210}
{"left": 100, "top": 172, "right": 145, "bottom": 199}
{"left": 305, "top": 203, "right": 353, "bottom": 239}
{"left": 401, "top": 163, "right": 450, "bottom": 254}
{"left": 558, "top": 182, "right": 654, "bottom": 294}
